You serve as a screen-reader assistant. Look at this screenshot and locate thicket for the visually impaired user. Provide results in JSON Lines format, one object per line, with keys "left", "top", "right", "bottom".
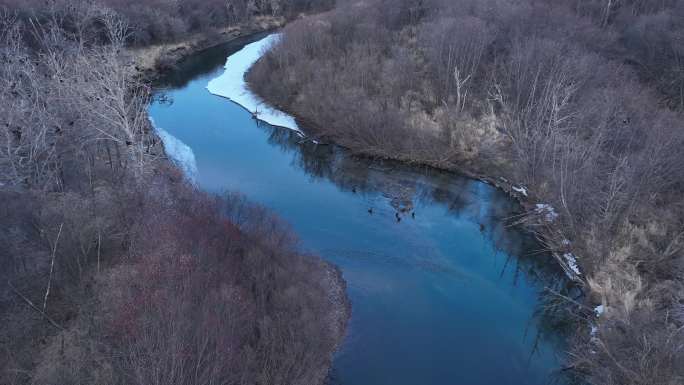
{"left": 0, "top": 4, "right": 344, "bottom": 385}
{"left": 0, "top": 0, "right": 334, "bottom": 45}
{"left": 247, "top": 0, "right": 684, "bottom": 384}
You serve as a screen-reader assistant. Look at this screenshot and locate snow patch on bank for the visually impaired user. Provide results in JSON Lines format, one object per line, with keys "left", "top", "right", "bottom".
{"left": 594, "top": 304, "right": 604, "bottom": 317}
{"left": 590, "top": 304, "right": 605, "bottom": 341}
{"left": 207, "top": 34, "right": 301, "bottom": 133}
{"left": 512, "top": 185, "right": 528, "bottom": 197}
{"left": 535, "top": 203, "right": 559, "bottom": 222}
{"left": 150, "top": 118, "right": 198, "bottom": 182}
{"left": 563, "top": 252, "right": 582, "bottom": 276}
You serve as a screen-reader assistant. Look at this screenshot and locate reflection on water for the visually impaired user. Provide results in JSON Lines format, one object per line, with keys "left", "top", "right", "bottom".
{"left": 150, "top": 34, "right": 575, "bottom": 385}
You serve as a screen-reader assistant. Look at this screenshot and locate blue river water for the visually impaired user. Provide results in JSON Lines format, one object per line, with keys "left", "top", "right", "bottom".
{"left": 149, "top": 33, "right": 572, "bottom": 385}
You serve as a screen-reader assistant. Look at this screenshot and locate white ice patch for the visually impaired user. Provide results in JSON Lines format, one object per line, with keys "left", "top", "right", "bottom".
{"left": 563, "top": 252, "right": 582, "bottom": 276}
{"left": 589, "top": 305, "right": 605, "bottom": 342}
{"left": 535, "top": 203, "right": 559, "bottom": 222}
{"left": 589, "top": 305, "right": 605, "bottom": 341}
{"left": 207, "top": 34, "right": 301, "bottom": 133}
{"left": 150, "top": 118, "right": 198, "bottom": 182}
{"left": 594, "top": 304, "right": 604, "bottom": 317}
{"left": 512, "top": 185, "right": 528, "bottom": 197}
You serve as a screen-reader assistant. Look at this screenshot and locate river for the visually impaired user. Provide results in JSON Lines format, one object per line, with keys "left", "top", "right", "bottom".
{"left": 148, "top": 32, "right": 573, "bottom": 385}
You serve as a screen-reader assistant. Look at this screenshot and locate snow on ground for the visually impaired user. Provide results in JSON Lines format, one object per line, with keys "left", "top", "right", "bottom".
{"left": 207, "top": 34, "right": 301, "bottom": 133}
{"left": 512, "top": 185, "right": 528, "bottom": 197}
{"left": 590, "top": 305, "right": 605, "bottom": 340}
{"left": 590, "top": 324, "right": 598, "bottom": 336}
{"left": 535, "top": 203, "right": 559, "bottom": 222}
{"left": 563, "top": 252, "right": 582, "bottom": 276}
{"left": 150, "top": 118, "right": 198, "bottom": 182}
{"left": 594, "top": 304, "right": 604, "bottom": 317}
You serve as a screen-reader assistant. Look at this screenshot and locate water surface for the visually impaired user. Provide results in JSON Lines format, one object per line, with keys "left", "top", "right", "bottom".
{"left": 149, "top": 33, "right": 572, "bottom": 385}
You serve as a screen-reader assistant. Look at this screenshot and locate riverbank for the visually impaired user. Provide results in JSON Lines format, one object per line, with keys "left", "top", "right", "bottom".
{"left": 134, "top": 28, "right": 350, "bottom": 384}
{"left": 318, "top": 263, "right": 351, "bottom": 382}
{"left": 149, "top": 36, "right": 570, "bottom": 384}
{"left": 242, "top": 72, "right": 583, "bottom": 284}
{"left": 0, "top": 5, "right": 351, "bottom": 383}
{"left": 127, "top": 16, "right": 285, "bottom": 83}
{"left": 243, "top": 7, "right": 684, "bottom": 384}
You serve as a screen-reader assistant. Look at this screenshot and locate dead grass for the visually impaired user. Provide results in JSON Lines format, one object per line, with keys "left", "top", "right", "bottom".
{"left": 128, "top": 16, "right": 285, "bottom": 77}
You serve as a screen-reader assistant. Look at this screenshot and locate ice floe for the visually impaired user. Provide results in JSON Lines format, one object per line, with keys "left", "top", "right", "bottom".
{"left": 150, "top": 118, "right": 198, "bottom": 182}
{"left": 207, "top": 34, "right": 301, "bottom": 133}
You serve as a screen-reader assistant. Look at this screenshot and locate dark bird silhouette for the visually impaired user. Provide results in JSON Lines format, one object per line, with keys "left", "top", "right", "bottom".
{"left": 368, "top": 208, "right": 373, "bottom": 214}
{"left": 352, "top": 187, "right": 357, "bottom": 193}
{"left": 395, "top": 212, "right": 401, "bottom": 222}
{"left": 125, "top": 140, "right": 133, "bottom": 146}
{"left": 11, "top": 128, "right": 21, "bottom": 141}
{"left": 411, "top": 212, "right": 415, "bottom": 219}
{"left": 479, "top": 224, "right": 485, "bottom": 232}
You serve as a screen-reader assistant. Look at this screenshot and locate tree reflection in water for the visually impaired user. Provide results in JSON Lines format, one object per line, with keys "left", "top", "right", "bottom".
{"left": 257, "top": 117, "right": 580, "bottom": 370}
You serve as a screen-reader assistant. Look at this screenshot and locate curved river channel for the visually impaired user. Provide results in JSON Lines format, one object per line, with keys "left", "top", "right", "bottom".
{"left": 149, "top": 33, "right": 573, "bottom": 385}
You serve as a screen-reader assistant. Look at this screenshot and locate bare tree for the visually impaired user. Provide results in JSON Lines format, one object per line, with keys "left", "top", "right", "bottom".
{"left": 423, "top": 16, "right": 491, "bottom": 112}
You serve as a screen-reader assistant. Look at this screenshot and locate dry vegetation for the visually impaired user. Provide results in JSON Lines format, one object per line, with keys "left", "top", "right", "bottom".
{"left": 1, "top": 0, "right": 333, "bottom": 45}
{"left": 247, "top": 0, "right": 684, "bottom": 383}
{"left": 0, "top": 1, "right": 345, "bottom": 384}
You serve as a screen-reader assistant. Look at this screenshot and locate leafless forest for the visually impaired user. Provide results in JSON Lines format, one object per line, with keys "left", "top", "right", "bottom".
{"left": 1, "top": 0, "right": 333, "bottom": 45}
{"left": 247, "top": 0, "right": 684, "bottom": 384}
{"left": 0, "top": 1, "right": 344, "bottom": 385}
